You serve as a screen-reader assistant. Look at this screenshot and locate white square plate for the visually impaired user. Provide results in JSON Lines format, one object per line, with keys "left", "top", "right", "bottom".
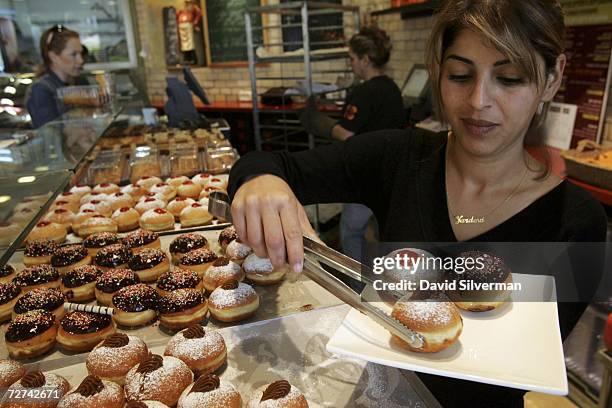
{"left": 326, "top": 274, "right": 568, "bottom": 395}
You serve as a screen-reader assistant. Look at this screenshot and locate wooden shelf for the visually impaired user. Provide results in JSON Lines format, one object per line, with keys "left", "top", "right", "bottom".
{"left": 371, "top": 0, "right": 442, "bottom": 18}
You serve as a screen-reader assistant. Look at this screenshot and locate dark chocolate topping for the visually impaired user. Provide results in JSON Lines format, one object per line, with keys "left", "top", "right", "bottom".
{"left": 122, "top": 229, "right": 159, "bottom": 249}
{"left": 179, "top": 248, "right": 217, "bottom": 266}
{"left": 261, "top": 380, "right": 291, "bottom": 402}
{"left": 94, "top": 244, "right": 131, "bottom": 268}
{"left": 14, "top": 288, "right": 65, "bottom": 314}
{"left": 83, "top": 232, "right": 120, "bottom": 249}
{"left": 5, "top": 310, "right": 55, "bottom": 343}
{"left": 453, "top": 251, "right": 511, "bottom": 284}
{"left": 75, "top": 375, "right": 104, "bottom": 397}
{"left": 218, "top": 226, "right": 237, "bottom": 247}
{"left": 183, "top": 325, "right": 205, "bottom": 339}
{"left": 191, "top": 374, "right": 220, "bottom": 393}
{"left": 20, "top": 371, "right": 46, "bottom": 388}
{"left": 156, "top": 269, "right": 200, "bottom": 291}
{"left": 0, "top": 282, "right": 21, "bottom": 305}
{"left": 13, "top": 264, "right": 59, "bottom": 287}
{"left": 221, "top": 280, "right": 239, "bottom": 290}
{"left": 60, "top": 311, "right": 112, "bottom": 334}
{"left": 101, "top": 333, "right": 129, "bottom": 348}
{"left": 212, "top": 257, "right": 230, "bottom": 267}
{"left": 112, "top": 284, "right": 158, "bottom": 312}
{"left": 95, "top": 268, "right": 139, "bottom": 293}
{"left": 169, "top": 233, "right": 208, "bottom": 254}
{"left": 158, "top": 288, "right": 203, "bottom": 313}
{"left": 128, "top": 248, "right": 166, "bottom": 271}
{"left": 61, "top": 265, "right": 102, "bottom": 288}
{"left": 0, "top": 264, "right": 15, "bottom": 278}
{"left": 51, "top": 244, "right": 88, "bottom": 267}
{"left": 136, "top": 354, "right": 163, "bottom": 374}
{"left": 24, "top": 240, "right": 59, "bottom": 257}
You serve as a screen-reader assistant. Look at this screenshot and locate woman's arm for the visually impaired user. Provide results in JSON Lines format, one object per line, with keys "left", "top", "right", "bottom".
{"left": 229, "top": 129, "right": 410, "bottom": 271}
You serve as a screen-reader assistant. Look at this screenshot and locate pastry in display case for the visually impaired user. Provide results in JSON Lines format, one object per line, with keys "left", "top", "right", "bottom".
{"left": 130, "top": 146, "right": 162, "bottom": 183}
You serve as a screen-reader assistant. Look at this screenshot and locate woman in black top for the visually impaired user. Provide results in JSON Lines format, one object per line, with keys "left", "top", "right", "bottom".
{"left": 26, "top": 25, "right": 84, "bottom": 128}
{"left": 301, "top": 26, "right": 405, "bottom": 261}
{"left": 229, "top": 1, "right": 607, "bottom": 406}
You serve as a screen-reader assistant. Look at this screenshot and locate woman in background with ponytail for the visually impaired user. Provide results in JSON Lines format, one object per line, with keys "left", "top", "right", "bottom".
{"left": 26, "top": 25, "right": 84, "bottom": 128}
{"left": 300, "top": 25, "right": 405, "bottom": 263}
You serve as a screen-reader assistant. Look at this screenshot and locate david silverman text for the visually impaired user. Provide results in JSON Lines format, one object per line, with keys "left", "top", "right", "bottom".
{"left": 372, "top": 279, "right": 522, "bottom": 292}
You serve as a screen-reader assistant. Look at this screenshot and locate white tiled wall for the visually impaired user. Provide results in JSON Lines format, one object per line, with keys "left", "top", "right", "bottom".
{"left": 133, "top": 0, "right": 434, "bottom": 104}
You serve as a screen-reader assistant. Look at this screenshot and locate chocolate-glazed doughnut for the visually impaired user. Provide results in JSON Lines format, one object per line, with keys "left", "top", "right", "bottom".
{"left": 112, "top": 284, "right": 159, "bottom": 327}
{"left": 51, "top": 244, "right": 92, "bottom": 274}
{"left": 178, "top": 247, "right": 218, "bottom": 278}
{"left": 60, "top": 265, "right": 103, "bottom": 302}
{"left": 128, "top": 248, "right": 170, "bottom": 282}
{"left": 156, "top": 268, "right": 203, "bottom": 296}
{"left": 169, "top": 233, "right": 208, "bottom": 263}
{"left": 83, "top": 232, "right": 120, "bottom": 256}
{"left": 218, "top": 225, "right": 238, "bottom": 251}
{"left": 57, "top": 311, "right": 116, "bottom": 352}
{"left": 0, "top": 282, "right": 21, "bottom": 323}
{"left": 23, "top": 239, "right": 60, "bottom": 266}
{"left": 13, "top": 264, "right": 60, "bottom": 292}
{"left": 5, "top": 309, "right": 58, "bottom": 359}
{"left": 94, "top": 244, "right": 131, "bottom": 270}
{"left": 122, "top": 229, "right": 161, "bottom": 252}
{"left": 13, "top": 287, "right": 65, "bottom": 322}
{"left": 159, "top": 289, "right": 208, "bottom": 330}
{"left": 0, "top": 264, "right": 16, "bottom": 284}
{"left": 95, "top": 268, "right": 140, "bottom": 306}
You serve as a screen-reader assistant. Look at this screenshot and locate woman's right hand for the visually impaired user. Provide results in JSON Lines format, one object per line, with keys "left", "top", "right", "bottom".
{"left": 231, "top": 174, "right": 320, "bottom": 274}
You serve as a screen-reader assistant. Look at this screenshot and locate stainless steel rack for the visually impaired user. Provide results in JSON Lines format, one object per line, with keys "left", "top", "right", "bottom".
{"left": 245, "top": 1, "right": 360, "bottom": 151}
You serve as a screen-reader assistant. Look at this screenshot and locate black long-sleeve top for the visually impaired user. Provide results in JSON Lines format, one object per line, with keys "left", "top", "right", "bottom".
{"left": 228, "top": 128, "right": 608, "bottom": 407}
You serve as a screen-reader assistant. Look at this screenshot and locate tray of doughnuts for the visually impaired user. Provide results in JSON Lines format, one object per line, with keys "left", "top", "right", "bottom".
{"left": 23, "top": 172, "right": 237, "bottom": 247}
{"left": 1, "top": 226, "right": 343, "bottom": 364}
{"left": 0, "top": 303, "right": 433, "bottom": 407}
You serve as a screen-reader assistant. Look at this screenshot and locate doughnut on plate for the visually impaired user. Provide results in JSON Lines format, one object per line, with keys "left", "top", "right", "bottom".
{"left": 327, "top": 273, "right": 567, "bottom": 395}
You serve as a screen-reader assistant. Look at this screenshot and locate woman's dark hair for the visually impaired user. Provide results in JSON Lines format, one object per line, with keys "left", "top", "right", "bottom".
{"left": 37, "top": 25, "right": 79, "bottom": 76}
{"left": 348, "top": 26, "right": 392, "bottom": 68}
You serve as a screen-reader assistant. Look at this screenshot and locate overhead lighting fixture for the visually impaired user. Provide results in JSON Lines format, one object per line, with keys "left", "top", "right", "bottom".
{"left": 19, "top": 78, "right": 33, "bottom": 85}
{"left": 35, "top": 165, "right": 49, "bottom": 171}
{"left": 3, "top": 86, "right": 16, "bottom": 94}
{"left": 0, "top": 98, "right": 14, "bottom": 106}
{"left": 17, "top": 176, "right": 36, "bottom": 183}
{"left": 0, "top": 195, "right": 10, "bottom": 203}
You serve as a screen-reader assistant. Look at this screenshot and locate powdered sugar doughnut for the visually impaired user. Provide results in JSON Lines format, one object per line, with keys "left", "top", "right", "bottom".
{"left": 247, "top": 380, "right": 308, "bottom": 408}
{"left": 178, "top": 374, "right": 241, "bottom": 408}
{"left": 225, "top": 239, "right": 253, "bottom": 265}
{"left": 208, "top": 281, "right": 259, "bottom": 322}
{"left": 164, "top": 325, "right": 227, "bottom": 376}
{"left": 243, "top": 254, "right": 287, "bottom": 285}
{"left": 203, "top": 257, "right": 244, "bottom": 291}
{"left": 86, "top": 333, "right": 149, "bottom": 385}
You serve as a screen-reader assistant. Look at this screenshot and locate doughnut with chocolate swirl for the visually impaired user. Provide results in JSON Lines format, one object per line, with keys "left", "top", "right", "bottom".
{"left": 86, "top": 333, "right": 149, "bottom": 385}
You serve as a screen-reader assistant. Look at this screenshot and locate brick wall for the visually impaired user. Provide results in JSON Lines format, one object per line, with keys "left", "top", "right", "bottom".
{"left": 133, "top": 0, "right": 434, "bottom": 104}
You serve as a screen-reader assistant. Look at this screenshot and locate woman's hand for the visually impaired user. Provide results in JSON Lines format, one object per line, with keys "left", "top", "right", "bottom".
{"left": 231, "top": 174, "right": 320, "bottom": 273}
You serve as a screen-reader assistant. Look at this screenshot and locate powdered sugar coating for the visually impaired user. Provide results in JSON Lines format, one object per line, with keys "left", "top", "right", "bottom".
{"left": 178, "top": 380, "right": 240, "bottom": 408}
{"left": 0, "top": 359, "right": 25, "bottom": 387}
{"left": 125, "top": 355, "right": 193, "bottom": 404}
{"left": 209, "top": 282, "right": 258, "bottom": 309}
{"left": 164, "top": 328, "right": 226, "bottom": 362}
{"left": 86, "top": 335, "right": 148, "bottom": 376}
{"left": 392, "top": 298, "right": 458, "bottom": 328}
{"left": 247, "top": 384, "right": 306, "bottom": 408}
{"left": 7, "top": 372, "right": 68, "bottom": 395}
{"left": 207, "top": 259, "right": 242, "bottom": 280}
{"left": 226, "top": 240, "right": 253, "bottom": 260}
{"left": 243, "top": 254, "right": 273, "bottom": 274}
{"left": 136, "top": 199, "right": 166, "bottom": 214}
{"left": 141, "top": 208, "right": 173, "bottom": 222}
{"left": 57, "top": 378, "right": 123, "bottom": 408}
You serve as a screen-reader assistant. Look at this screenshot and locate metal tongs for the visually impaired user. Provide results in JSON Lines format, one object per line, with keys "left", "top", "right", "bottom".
{"left": 208, "top": 191, "right": 425, "bottom": 349}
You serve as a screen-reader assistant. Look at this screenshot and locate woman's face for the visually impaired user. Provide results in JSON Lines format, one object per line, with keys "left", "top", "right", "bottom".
{"left": 348, "top": 48, "right": 367, "bottom": 79}
{"left": 440, "top": 29, "right": 560, "bottom": 158}
{"left": 50, "top": 37, "right": 84, "bottom": 79}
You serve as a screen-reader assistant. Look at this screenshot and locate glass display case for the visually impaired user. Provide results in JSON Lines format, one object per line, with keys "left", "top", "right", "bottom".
{"left": 0, "top": 169, "right": 71, "bottom": 264}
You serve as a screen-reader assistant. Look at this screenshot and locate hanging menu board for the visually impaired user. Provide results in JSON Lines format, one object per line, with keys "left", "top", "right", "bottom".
{"left": 553, "top": 24, "right": 612, "bottom": 146}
